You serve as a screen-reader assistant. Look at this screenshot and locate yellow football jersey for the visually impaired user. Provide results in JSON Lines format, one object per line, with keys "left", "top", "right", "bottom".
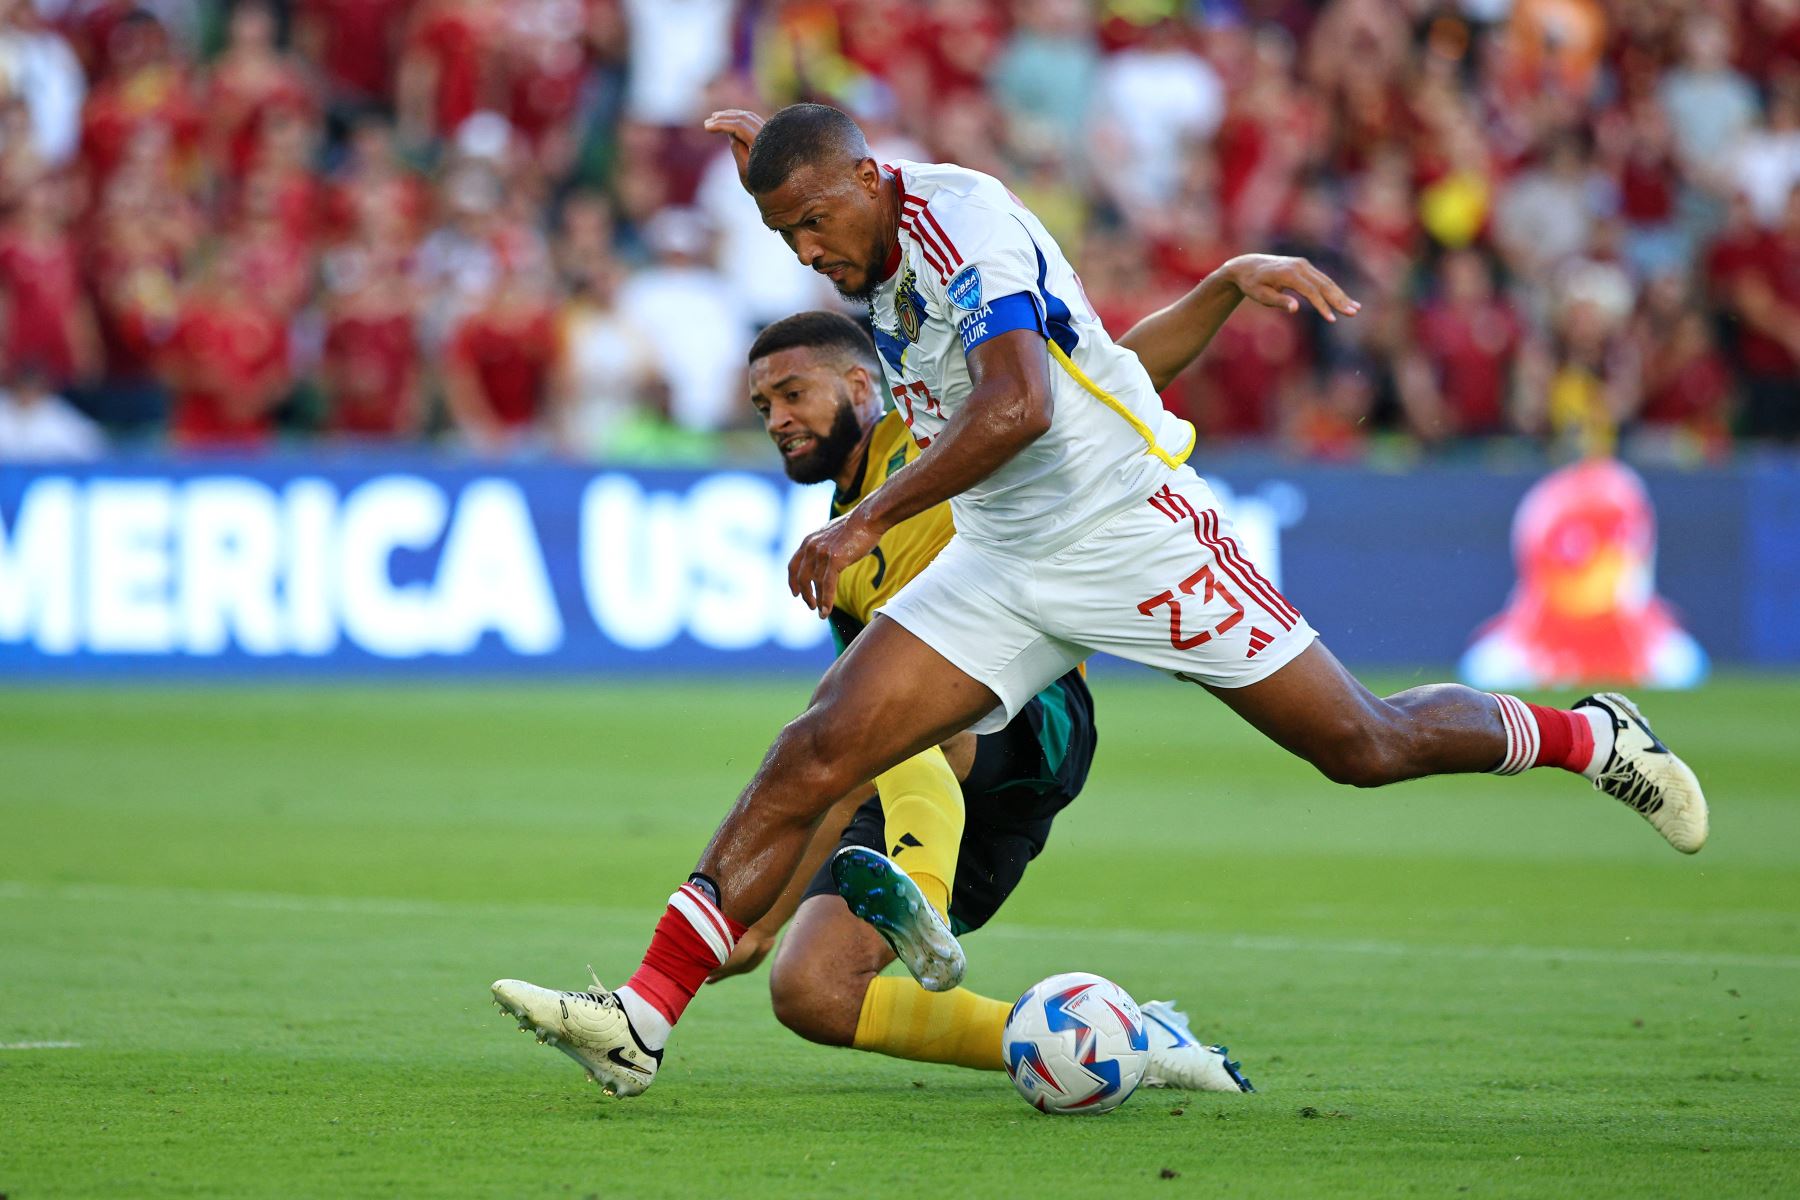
{"left": 829, "top": 410, "right": 955, "bottom": 646}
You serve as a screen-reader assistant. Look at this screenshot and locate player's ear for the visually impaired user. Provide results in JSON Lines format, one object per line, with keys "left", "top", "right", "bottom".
{"left": 845, "top": 363, "right": 876, "bottom": 406}
{"left": 854, "top": 157, "right": 881, "bottom": 197}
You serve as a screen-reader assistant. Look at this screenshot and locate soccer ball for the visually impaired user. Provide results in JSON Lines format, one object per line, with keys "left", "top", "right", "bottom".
{"left": 1002, "top": 972, "right": 1150, "bottom": 1115}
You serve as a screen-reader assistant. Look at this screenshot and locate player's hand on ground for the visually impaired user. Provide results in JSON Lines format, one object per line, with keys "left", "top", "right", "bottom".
{"left": 705, "top": 927, "right": 774, "bottom": 983}
{"left": 789, "top": 510, "right": 882, "bottom": 617}
{"left": 1226, "top": 255, "right": 1361, "bottom": 323}
{"left": 703, "top": 109, "right": 764, "bottom": 191}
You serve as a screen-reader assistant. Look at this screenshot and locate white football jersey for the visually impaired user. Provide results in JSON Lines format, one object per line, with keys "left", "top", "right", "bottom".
{"left": 868, "top": 159, "right": 1195, "bottom": 554}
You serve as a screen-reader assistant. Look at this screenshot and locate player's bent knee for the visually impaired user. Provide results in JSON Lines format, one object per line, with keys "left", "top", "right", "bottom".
{"left": 768, "top": 959, "right": 860, "bottom": 1047}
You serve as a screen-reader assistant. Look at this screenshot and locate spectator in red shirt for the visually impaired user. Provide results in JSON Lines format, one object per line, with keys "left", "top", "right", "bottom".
{"left": 161, "top": 255, "right": 291, "bottom": 448}
{"left": 500, "top": 0, "right": 592, "bottom": 177}
{"left": 1214, "top": 27, "right": 1323, "bottom": 242}
{"left": 444, "top": 263, "right": 558, "bottom": 453}
{"left": 1608, "top": 96, "right": 1687, "bottom": 279}
{"left": 321, "top": 115, "right": 431, "bottom": 247}
{"left": 86, "top": 167, "right": 191, "bottom": 428}
{"left": 77, "top": 10, "right": 203, "bottom": 195}
{"left": 1705, "top": 190, "right": 1782, "bottom": 409}
{"left": 319, "top": 232, "right": 423, "bottom": 438}
{"left": 911, "top": 0, "right": 1004, "bottom": 98}
{"left": 1142, "top": 150, "right": 1233, "bottom": 289}
{"left": 397, "top": 0, "right": 499, "bottom": 147}
{"left": 1631, "top": 275, "right": 1735, "bottom": 453}
{"left": 1346, "top": 147, "right": 1421, "bottom": 295}
{"left": 1729, "top": 184, "right": 1800, "bottom": 440}
{"left": 204, "top": 0, "right": 317, "bottom": 184}
{"left": 1397, "top": 248, "right": 1525, "bottom": 442}
{"left": 225, "top": 164, "right": 317, "bottom": 319}
{"left": 295, "top": 0, "right": 416, "bottom": 110}
{"left": 236, "top": 108, "right": 325, "bottom": 244}
{"left": 1189, "top": 300, "right": 1310, "bottom": 442}
{"left": 0, "top": 172, "right": 100, "bottom": 389}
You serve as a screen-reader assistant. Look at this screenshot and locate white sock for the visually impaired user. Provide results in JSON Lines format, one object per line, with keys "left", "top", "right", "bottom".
{"left": 615, "top": 985, "right": 672, "bottom": 1052}
{"left": 1577, "top": 705, "right": 1614, "bottom": 781}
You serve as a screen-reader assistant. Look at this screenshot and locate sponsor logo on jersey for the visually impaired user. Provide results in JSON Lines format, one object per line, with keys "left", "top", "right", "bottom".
{"left": 947, "top": 265, "right": 983, "bottom": 311}
{"left": 895, "top": 268, "right": 925, "bottom": 343}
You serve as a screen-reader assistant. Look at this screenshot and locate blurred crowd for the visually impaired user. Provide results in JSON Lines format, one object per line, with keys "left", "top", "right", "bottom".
{"left": 2, "top": 0, "right": 1800, "bottom": 462}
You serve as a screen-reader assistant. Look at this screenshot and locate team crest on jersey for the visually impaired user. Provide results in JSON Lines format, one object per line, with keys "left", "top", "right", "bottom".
{"left": 895, "top": 268, "right": 925, "bottom": 343}
{"left": 947, "top": 265, "right": 983, "bottom": 311}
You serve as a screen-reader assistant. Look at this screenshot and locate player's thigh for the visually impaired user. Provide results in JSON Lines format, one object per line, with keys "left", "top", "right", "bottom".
{"left": 1040, "top": 470, "right": 1319, "bottom": 691}
{"left": 797, "top": 615, "right": 1003, "bottom": 787}
{"left": 873, "top": 534, "right": 1087, "bottom": 737}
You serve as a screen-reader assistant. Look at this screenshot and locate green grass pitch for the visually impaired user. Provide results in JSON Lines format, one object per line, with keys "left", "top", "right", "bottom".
{"left": 2, "top": 674, "right": 1797, "bottom": 1198}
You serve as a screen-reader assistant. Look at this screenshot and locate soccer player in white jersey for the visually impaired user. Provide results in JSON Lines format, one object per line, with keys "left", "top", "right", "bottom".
{"left": 492, "top": 104, "right": 1709, "bottom": 1098}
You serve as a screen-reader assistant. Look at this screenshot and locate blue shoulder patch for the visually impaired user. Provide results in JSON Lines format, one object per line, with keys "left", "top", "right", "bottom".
{"left": 946, "top": 265, "right": 983, "bottom": 311}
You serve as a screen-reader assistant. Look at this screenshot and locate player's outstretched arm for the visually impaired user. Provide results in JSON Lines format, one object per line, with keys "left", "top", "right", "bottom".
{"left": 1119, "top": 255, "right": 1361, "bottom": 392}
{"left": 787, "top": 328, "right": 1053, "bottom": 615}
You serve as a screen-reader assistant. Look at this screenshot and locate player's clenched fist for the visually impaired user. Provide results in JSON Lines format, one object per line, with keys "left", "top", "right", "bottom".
{"left": 789, "top": 509, "right": 883, "bottom": 618}
{"left": 703, "top": 109, "right": 765, "bottom": 191}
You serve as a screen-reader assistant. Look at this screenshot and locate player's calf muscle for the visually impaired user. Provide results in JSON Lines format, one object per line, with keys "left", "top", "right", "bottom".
{"left": 1308, "top": 685, "right": 1505, "bottom": 787}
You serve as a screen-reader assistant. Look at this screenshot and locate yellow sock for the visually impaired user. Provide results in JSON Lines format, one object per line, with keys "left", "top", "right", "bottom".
{"left": 852, "top": 976, "right": 1009, "bottom": 1070}
{"left": 875, "top": 747, "right": 963, "bottom": 921}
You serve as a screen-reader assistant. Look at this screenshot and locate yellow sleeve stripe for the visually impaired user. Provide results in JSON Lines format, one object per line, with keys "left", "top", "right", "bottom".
{"left": 1047, "top": 341, "right": 1195, "bottom": 470}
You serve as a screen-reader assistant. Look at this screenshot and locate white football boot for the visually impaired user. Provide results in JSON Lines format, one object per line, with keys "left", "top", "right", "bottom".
{"left": 491, "top": 973, "right": 660, "bottom": 1097}
{"left": 1139, "top": 1000, "right": 1255, "bottom": 1093}
{"left": 1576, "top": 693, "right": 1708, "bottom": 854}
{"left": 830, "top": 846, "right": 966, "bottom": 992}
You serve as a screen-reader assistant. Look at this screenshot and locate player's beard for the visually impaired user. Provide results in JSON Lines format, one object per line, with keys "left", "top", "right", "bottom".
{"left": 834, "top": 229, "right": 893, "bottom": 302}
{"left": 780, "top": 396, "right": 865, "bottom": 485}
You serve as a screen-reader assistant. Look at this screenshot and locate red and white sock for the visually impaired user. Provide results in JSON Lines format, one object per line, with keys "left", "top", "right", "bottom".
{"left": 1488, "top": 694, "right": 1613, "bottom": 780}
{"left": 614, "top": 879, "right": 746, "bottom": 1052}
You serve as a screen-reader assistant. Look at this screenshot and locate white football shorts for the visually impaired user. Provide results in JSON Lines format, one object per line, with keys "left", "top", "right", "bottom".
{"left": 877, "top": 467, "right": 1318, "bottom": 733}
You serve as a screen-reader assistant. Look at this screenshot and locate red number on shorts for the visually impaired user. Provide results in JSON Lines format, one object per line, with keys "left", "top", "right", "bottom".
{"left": 1137, "top": 565, "right": 1245, "bottom": 651}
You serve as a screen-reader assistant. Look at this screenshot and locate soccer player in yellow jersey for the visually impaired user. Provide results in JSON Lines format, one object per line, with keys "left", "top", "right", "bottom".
{"left": 702, "top": 284, "right": 1355, "bottom": 1092}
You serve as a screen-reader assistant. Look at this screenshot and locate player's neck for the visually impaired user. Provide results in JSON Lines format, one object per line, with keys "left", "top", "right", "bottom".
{"left": 877, "top": 173, "right": 903, "bottom": 283}
{"left": 834, "top": 418, "right": 881, "bottom": 499}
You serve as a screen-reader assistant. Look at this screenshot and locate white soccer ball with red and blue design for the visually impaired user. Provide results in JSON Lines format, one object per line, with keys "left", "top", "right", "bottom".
{"left": 1002, "top": 971, "right": 1150, "bottom": 1115}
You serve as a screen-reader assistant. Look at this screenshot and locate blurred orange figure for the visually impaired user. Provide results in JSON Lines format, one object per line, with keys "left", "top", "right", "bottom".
{"left": 1506, "top": 0, "right": 1606, "bottom": 100}
{"left": 1462, "top": 459, "right": 1706, "bottom": 691}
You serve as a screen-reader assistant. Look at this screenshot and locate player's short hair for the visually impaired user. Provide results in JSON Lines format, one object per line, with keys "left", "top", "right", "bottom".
{"left": 745, "top": 103, "right": 871, "bottom": 194}
{"left": 749, "top": 311, "right": 881, "bottom": 375}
